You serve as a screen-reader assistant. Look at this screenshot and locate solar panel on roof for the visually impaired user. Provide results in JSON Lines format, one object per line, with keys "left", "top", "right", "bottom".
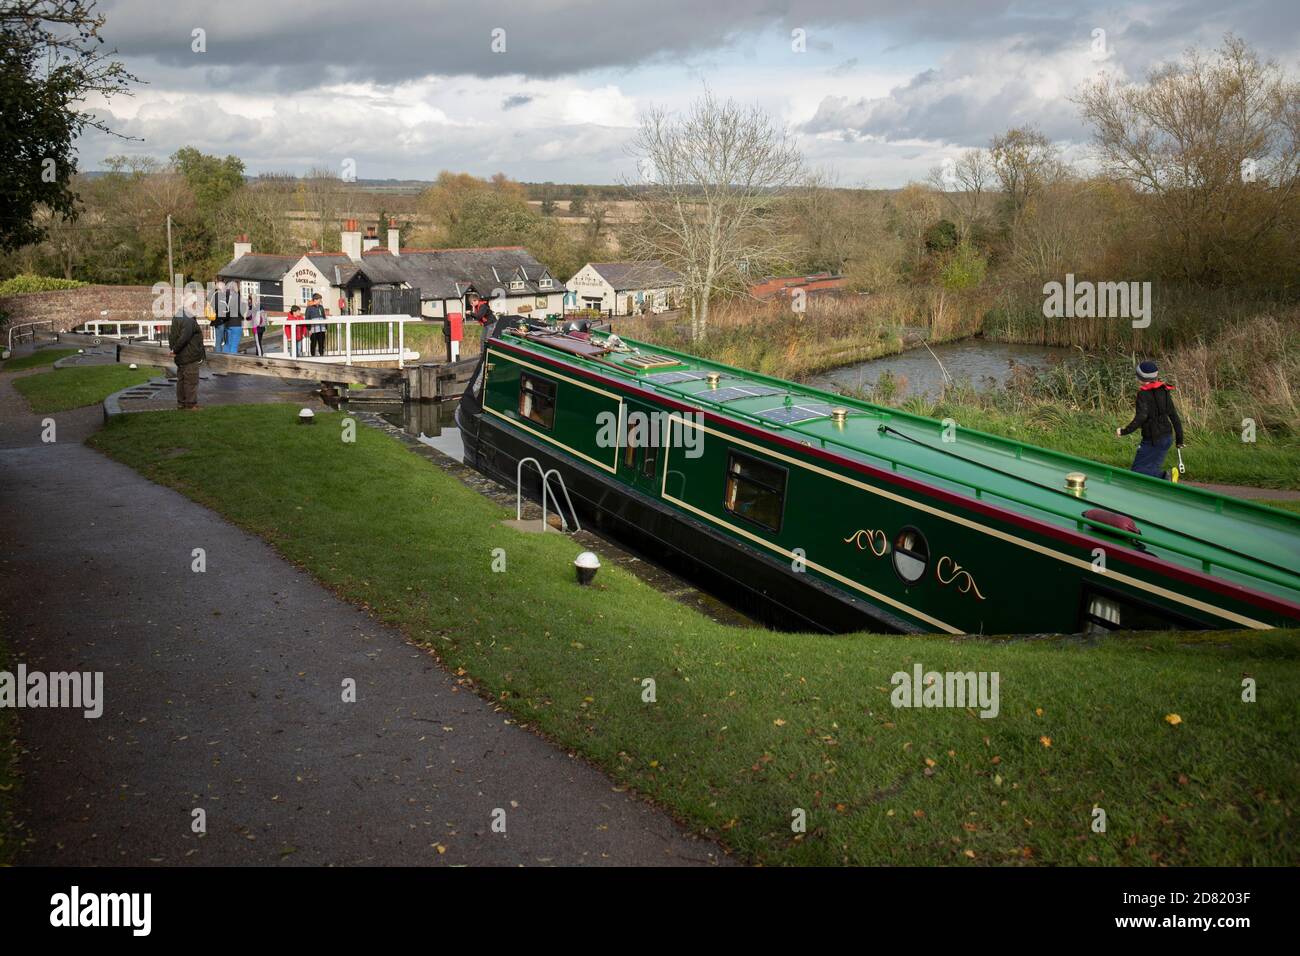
{"left": 643, "top": 370, "right": 705, "bottom": 385}
{"left": 703, "top": 384, "right": 785, "bottom": 402}
{"left": 756, "top": 403, "right": 835, "bottom": 424}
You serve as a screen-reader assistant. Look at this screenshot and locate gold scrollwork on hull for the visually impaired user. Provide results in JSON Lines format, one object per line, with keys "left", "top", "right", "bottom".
{"left": 935, "top": 555, "right": 986, "bottom": 600}
{"left": 843, "top": 529, "right": 889, "bottom": 557}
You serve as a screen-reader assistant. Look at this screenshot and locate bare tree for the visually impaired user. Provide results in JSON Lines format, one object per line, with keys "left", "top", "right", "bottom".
{"left": 1076, "top": 34, "right": 1300, "bottom": 283}
{"left": 295, "top": 167, "right": 348, "bottom": 250}
{"left": 624, "top": 92, "right": 805, "bottom": 339}
{"left": 888, "top": 182, "right": 942, "bottom": 275}
{"left": 780, "top": 169, "right": 872, "bottom": 275}
{"left": 988, "top": 126, "right": 1062, "bottom": 229}
{"left": 220, "top": 173, "right": 297, "bottom": 255}
{"left": 928, "top": 148, "right": 991, "bottom": 242}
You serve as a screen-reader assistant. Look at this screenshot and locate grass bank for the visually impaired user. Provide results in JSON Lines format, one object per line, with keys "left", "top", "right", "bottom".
{"left": 89, "top": 405, "right": 1300, "bottom": 866}
{"left": 14, "top": 364, "right": 161, "bottom": 412}
{"left": 399, "top": 321, "right": 483, "bottom": 362}
{"left": 0, "top": 348, "right": 78, "bottom": 372}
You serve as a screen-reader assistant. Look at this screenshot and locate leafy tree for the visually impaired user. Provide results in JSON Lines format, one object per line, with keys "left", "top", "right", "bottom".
{"left": 0, "top": 0, "right": 134, "bottom": 252}
{"left": 924, "top": 218, "right": 959, "bottom": 254}
{"left": 447, "top": 189, "right": 537, "bottom": 247}
{"left": 171, "top": 147, "right": 246, "bottom": 211}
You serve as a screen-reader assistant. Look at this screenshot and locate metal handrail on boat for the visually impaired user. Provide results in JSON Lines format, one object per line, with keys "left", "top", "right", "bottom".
{"left": 515, "top": 457, "right": 582, "bottom": 533}
{"left": 860, "top": 425, "right": 1298, "bottom": 591}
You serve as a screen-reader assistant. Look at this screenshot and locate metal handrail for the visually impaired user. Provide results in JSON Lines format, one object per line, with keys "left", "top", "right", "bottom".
{"left": 542, "top": 467, "right": 582, "bottom": 534}
{"left": 7, "top": 320, "right": 55, "bottom": 350}
{"left": 515, "top": 457, "right": 581, "bottom": 533}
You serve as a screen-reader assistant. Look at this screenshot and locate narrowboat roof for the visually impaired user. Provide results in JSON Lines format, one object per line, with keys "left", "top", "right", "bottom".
{"left": 491, "top": 326, "right": 1300, "bottom": 604}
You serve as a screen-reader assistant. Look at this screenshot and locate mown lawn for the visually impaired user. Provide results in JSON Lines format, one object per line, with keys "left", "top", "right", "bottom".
{"left": 89, "top": 405, "right": 1300, "bottom": 866}
{"left": 14, "top": 364, "right": 161, "bottom": 413}
{"left": 0, "top": 348, "right": 78, "bottom": 372}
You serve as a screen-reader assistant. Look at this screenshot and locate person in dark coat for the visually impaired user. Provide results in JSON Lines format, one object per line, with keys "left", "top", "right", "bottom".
{"left": 1117, "top": 360, "right": 1184, "bottom": 479}
{"left": 168, "top": 292, "right": 206, "bottom": 409}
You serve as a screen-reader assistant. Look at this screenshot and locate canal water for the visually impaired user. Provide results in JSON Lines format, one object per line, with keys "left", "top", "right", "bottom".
{"left": 376, "top": 400, "right": 459, "bottom": 438}
{"left": 804, "top": 339, "right": 1075, "bottom": 401}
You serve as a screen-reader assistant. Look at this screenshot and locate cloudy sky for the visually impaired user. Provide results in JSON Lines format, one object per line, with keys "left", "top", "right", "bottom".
{"left": 75, "top": 0, "right": 1300, "bottom": 187}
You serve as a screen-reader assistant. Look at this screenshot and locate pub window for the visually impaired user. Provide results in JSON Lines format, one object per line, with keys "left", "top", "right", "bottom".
{"left": 724, "top": 451, "right": 786, "bottom": 532}
{"left": 518, "top": 372, "right": 556, "bottom": 429}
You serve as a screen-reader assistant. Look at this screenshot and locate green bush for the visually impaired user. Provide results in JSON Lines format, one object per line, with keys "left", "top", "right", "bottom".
{"left": 0, "top": 275, "right": 89, "bottom": 297}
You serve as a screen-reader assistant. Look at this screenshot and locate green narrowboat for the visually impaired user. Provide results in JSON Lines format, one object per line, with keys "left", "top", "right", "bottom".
{"left": 456, "top": 319, "right": 1300, "bottom": 635}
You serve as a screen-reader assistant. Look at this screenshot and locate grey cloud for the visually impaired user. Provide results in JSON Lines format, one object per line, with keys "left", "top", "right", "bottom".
{"left": 501, "top": 94, "right": 533, "bottom": 110}
{"left": 801, "top": 2, "right": 1300, "bottom": 149}
{"left": 94, "top": 0, "right": 1067, "bottom": 93}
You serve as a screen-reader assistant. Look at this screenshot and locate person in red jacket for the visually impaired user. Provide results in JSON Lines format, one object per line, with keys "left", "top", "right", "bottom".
{"left": 1117, "top": 360, "right": 1185, "bottom": 479}
{"left": 286, "top": 305, "right": 309, "bottom": 356}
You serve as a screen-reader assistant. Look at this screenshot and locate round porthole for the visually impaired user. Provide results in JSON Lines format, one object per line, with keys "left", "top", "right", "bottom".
{"left": 892, "top": 526, "right": 929, "bottom": 585}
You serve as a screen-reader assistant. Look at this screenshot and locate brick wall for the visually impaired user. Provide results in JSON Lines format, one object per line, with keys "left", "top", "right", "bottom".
{"left": 0, "top": 285, "right": 157, "bottom": 334}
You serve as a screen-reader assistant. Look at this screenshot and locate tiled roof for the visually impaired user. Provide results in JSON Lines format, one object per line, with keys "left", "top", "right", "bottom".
{"left": 219, "top": 247, "right": 560, "bottom": 300}
{"left": 585, "top": 261, "right": 683, "bottom": 291}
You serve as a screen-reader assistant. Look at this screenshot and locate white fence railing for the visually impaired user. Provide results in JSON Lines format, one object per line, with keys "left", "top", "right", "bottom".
{"left": 267, "top": 315, "right": 423, "bottom": 368}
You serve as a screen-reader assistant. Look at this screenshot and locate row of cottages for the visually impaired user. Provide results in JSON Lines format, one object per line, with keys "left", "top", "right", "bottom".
{"left": 565, "top": 261, "right": 684, "bottom": 316}
{"left": 217, "top": 220, "right": 566, "bottom": 318}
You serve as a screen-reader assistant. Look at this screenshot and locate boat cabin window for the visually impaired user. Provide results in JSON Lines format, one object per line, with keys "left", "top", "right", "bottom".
{"left": 724, "top": 451, "right": 786, "bottom": 533}
{"left": 1080, "top": 587, "right": 1200, "bottom": 634}
{"left": 622, "top": 417, "right": 660, "bottom": 478}
{"left": 892, "top": 527, "right": 929, "bottom": 584}
{"left": 518, "top": 372, "right": 556, "bottom": 429}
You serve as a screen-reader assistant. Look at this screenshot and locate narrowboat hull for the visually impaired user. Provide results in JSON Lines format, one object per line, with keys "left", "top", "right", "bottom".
{"left": 459, "top": 399, "right": 914, "bottom": 633}
{"left": 456, "top": 324, "right": 1300, "bottom": 636}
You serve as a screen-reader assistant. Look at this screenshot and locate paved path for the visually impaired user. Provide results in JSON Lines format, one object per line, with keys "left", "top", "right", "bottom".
{"left": 1186, "top": 481, "right": 1300, "bottom": 501}
{"left": 0, "top": 361, "right": 726, "bottom": 866}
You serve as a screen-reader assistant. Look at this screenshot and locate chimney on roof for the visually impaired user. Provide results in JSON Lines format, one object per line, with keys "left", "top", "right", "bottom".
{"left": 341, "top": 218, "right": 362, "bottom": 261}
{"left": 362, "top": 225, "right": 379, "bottom": 252}
{"left": 311, "top": 239, "right": 320, "bottom": 251}
{"left": 234, "top": 234, "right": 252, "bottom": 259}
{"left": 387, "top": 218, "right": 400, "bottom": 256}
